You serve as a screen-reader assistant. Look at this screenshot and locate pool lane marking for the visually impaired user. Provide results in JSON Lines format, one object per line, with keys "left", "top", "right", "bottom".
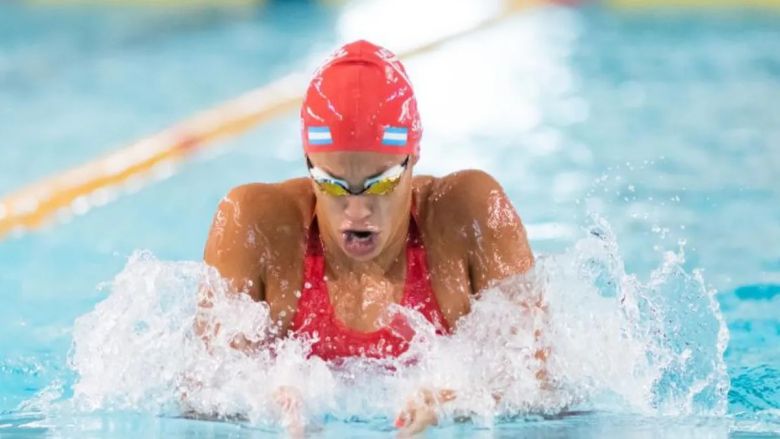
{"left": 0, "top": 73, "right": 305, "bottom": 239}
{"left": 27, "top": 0, "right": 262, "bottom": 6}
{"left": 607, "top": 0, "right": 780, "bottom": 8}
{"left": 0, "top": 0, "right": 552, "bottom": 240}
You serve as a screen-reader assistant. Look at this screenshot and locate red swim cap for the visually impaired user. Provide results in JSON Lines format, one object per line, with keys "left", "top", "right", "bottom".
{"left": 301, "top": 40, "right": 422, "bottom": 156}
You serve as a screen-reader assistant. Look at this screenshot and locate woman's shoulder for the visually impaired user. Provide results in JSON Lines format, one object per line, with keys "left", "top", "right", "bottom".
{"left": 226, "top": 177, "right": 311, "bottom": 203}
{"left": 217, "top": 178, "right": 315, "bottom": 240}
{"left": 413, "top": 169, "right": 505, "bottom": 224}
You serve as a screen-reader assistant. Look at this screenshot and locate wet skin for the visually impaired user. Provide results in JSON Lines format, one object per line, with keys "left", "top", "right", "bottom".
{"left": 202, "top": 151, "right": 535, "bottom": 336}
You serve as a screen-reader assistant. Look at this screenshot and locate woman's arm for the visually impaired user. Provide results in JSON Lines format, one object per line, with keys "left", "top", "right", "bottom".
{"left": 394, "top": 170, "right": 544, "bottom": 434}
{"left": 197, "top": 184, "right": 271, "bottom": 351}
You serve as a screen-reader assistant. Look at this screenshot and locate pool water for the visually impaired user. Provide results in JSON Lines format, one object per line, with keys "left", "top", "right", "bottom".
{"left": 1, "top": 0, "right": 779, "bottom": 436}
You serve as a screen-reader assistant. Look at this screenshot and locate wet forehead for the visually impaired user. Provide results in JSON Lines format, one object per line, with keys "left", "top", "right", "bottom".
{"left": 308, "top": 151, "right": 406, "bottom": 181}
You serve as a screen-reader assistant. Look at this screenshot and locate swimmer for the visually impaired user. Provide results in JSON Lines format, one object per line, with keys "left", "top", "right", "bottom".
{"left": 200, "top": 40, "right": 538, "bottom": 435}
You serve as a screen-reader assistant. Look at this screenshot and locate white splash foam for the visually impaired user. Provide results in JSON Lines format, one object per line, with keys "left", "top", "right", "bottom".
{"left": 27, "top": 217, "right": 728, "bottom": 430}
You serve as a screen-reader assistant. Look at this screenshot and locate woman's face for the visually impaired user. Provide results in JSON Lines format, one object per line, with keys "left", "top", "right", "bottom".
{"left": 307, "top": 151, "right": 415, "bottom": 262}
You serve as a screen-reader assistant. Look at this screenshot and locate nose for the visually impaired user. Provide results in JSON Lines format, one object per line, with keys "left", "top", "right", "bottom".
{"left": 343, "top": 195, "right": 372, "bottom": 223}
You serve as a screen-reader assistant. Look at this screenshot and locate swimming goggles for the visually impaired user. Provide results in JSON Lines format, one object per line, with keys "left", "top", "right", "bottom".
{"left": 306, "top": 155, "right": 409, "bottom": 197}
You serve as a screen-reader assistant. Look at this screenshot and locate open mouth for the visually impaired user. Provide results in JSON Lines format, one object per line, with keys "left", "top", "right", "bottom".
{"left": 341, "top": 230, "right": 379, "bottom": 257}
{"left": 346, "top": 230, "right": 374, "bottom": 240}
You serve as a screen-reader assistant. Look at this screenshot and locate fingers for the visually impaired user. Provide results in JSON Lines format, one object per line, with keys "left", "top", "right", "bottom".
{"left": 273, "top": 386, "right": 305, "bottom": 437}
{"left": 273, "top": 386, "right": 303, "bottom": 413}
{"left": 394, "top": 396, "right": 416, "bottom": 429}
{"left": 394, "top": 388, "right": 455, "bottom": 436}
{"left": 437, "top": 389, "right": 456, "bottom": 403}
{"left": 396, "top": 404, "right": 437, "bottom": 437}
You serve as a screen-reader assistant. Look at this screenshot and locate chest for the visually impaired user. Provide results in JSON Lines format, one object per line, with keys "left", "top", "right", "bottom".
{"left": 264, "top": 249, "right": 471, "bottom": 334}
{"left": 322, "top": 273, "right": 406, "bottom": 332}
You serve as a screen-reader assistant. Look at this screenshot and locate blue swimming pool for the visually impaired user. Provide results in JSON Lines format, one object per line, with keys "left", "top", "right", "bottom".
{"left": 1, "top": 0, "right": 779, "bottom": 436}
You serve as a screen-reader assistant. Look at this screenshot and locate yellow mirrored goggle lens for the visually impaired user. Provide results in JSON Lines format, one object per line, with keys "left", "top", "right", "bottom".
{"left": 315, "top": 177, "right": 400, "bottom": 197}
{"left": 308, "top": 155, "right": 408, "bottom": 197}
{"left": 316, "top": 180, "right": 351, "bottom": 196}
{"left": 363, "top": 176, "right": 402, "bottom": 196}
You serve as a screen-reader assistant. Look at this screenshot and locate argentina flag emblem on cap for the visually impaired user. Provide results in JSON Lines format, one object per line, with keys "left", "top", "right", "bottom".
{"left": 307, "top": 126, "right": 332, "bottom": 145}
{"left": 382, "top": 126, "right": 408, "bottom": 146}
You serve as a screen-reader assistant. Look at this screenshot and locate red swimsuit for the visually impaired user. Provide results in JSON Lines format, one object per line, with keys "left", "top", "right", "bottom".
{"left": 291, "top": 215, "right": 450, "bottom": 360}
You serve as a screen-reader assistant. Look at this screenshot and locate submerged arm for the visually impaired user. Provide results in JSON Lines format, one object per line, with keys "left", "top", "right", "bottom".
{"left": 198, "top": 185, "right": 269, "bottom": 351}
{"left": 203, "top": 185, "right": 267, "bottom": 300}
{"left": 396, "top": 171, "right": 544, "bottom": 435}
{"left": 459, "top": 170, "right": 549, "bottom": 381}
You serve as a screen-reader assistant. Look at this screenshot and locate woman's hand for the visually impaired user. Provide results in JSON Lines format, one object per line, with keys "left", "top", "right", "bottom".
{"left": 394, "top": 388, "right": 456, "bottom": 436}
{"left": 273, "top": 385, "right": 305, "bottom": 438}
